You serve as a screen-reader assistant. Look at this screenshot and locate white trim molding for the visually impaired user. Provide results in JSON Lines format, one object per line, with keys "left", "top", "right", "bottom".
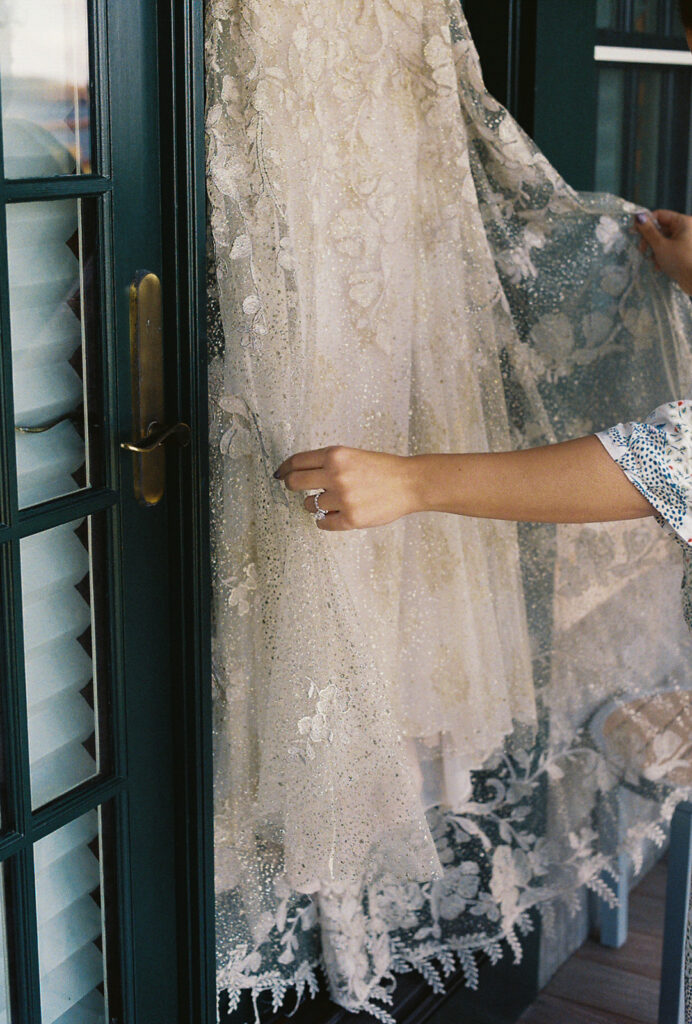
{"left": 594, "top": 45, "right": 692, "bottom": 66}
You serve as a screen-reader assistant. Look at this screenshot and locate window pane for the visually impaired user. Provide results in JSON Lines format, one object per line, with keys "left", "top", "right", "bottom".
{"left": 34, "top": 809, "right": 110, "bottom": 1024}
{"left": 632, "top": 0, "right": 661, "bottom": 33}
{"left": 20, "top": 514, "right": 110, "bottom": 809}
{"left": 597, "top": 0, "right": 619, "bottom": 30}
{"left": 595, "top": 64, "right": 692, "bottom": 211}
{"left": 596, "top": 0, "right": 685, "bottom": 35}
{"left": 632, "top": 68, "right": 662, "bottom": 208}
{"left": 0, "top": 0, "right": 92, "bottom": 178}
{"left": 595, "top": 67, "right": 625, "bottom": 195}
{"left": 8, "top": 198, "right": 102, "bottom": 509}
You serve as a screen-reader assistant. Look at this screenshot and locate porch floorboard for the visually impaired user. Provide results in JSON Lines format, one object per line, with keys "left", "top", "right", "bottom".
{"left": 518, "top": 859, "right": 666, "bottom": 1024}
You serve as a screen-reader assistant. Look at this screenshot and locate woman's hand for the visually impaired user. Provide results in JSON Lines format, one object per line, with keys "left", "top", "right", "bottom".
{"left": 274, "top": 446, "right": 420, "bottom": 530}
{"left": 275, "top": 437, "right": 655, "bottom": 532}
{"left": 635, "top": 210, "right": 692, "bottom": 295}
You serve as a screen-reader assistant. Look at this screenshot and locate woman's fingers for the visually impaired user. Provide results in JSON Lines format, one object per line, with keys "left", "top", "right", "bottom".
{"left": 635, "top": 212, "right": 666, "bottom": 251}
{"left": 274, "top": 447, "right": 329, "bottom": 479}
{"left": 651, "top": 209, "right": 682, "bottom": 236}
{"left": 283, "top": 469, "right": 329, "bottom": 492}
{"left": 314, "top": 512, "right": 351, "bottom": 532}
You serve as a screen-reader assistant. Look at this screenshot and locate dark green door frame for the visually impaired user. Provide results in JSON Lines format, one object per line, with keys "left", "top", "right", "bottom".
{"left": 464, "top": 0, "right": 539, "bottom": 133}
{"left": 0, "top": 0, "right": 214, "bottom": 1020}
{"left": 0, "top": 0, "right": 192, "bottom": 1018}
{"left": 464, "top": 0, "right": 599, "bottom": 191}
{"left": 156, "top": 2, "right": 216, "bottom": 1022}
{"left": 533, "top": 0, "right": 599, "bottom": 191}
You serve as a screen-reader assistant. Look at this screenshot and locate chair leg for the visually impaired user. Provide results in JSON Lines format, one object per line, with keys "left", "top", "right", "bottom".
{"left": 659, "top": 802, "right": 692, "bottom": 1024}
{"left": 599, "top": 854, "right": 630, "bottom": 948}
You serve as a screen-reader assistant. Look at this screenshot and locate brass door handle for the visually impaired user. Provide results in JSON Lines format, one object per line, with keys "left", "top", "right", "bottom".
{"left": 121, "top": 421, "right": 191, "bottom": 453}
{"left": 123, "top": 271, "right": 185, "bottom": 506}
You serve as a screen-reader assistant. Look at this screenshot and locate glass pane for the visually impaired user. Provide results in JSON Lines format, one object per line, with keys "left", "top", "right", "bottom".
{"left": 0, "top": 870, "right": 11, "bottom": 1024}
{"left": 0, "top": 0, "right": 91, "bottom": 178}
{"left": 597, "top": 0, "right": 619, "bottom": 30}
{"left": 595, "top": 67, "right": 625, "bottom": 194}
{"left": 595, "top": 65, "right": 691, "bottom": 210}
{"left": 633, "top": 0, "right": 661, "bottom": 32}
{"left": 34, "top": 810, "right": 108, "bottom": 1024}
{"left": 8, "top": 198, "right": 102, "bottom": 508}
{"left": 596, "top": 0, "right": 685, "bottom": 34}
{"left": 632, "top": 68, "right": 662, "bottom": 207}
{"left": 21, "top": 515, "right": 109, "bottom": 809}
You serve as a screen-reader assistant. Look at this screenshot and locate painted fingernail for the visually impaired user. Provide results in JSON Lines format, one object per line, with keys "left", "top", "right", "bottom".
{"left": 636, "top": 212, "right": 648, "bottom": 224}
{"left": 273, "top": 469, "right": 281, "bottom": 479}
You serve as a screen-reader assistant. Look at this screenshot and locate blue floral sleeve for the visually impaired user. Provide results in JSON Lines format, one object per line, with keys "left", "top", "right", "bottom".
{"left": 596, "top": 399, "right": 692, "bottom": 546}
{"left": 597, "top": 400, "right": 692, "bottom": 630}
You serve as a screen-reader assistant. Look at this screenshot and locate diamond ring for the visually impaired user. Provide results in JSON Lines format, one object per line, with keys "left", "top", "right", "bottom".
{"left": 313, "top": 491, "right": 328, "bottom": 521}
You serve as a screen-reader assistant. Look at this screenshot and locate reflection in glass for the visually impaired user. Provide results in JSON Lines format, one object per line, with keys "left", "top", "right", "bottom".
{"left": 21, "top": 516, "right": 107, "bottom": 808}
{"left": 34, "top": 811, "right": 108, "bottom": 1024}
{"left": 632, "top": 0, "right": 661, "bottom": 33}
{"left": 0, "top": 0, "right": 91, "bottom": 178}
{"left": 8, "top": 198, "right": 101, "bottom": 508}
{"left": 596, "top": 0, "right": 684, "bottom": 34}
{"left": 633, "top": 68, "right": 662, "bottom": 208}
{"left": 595, "top": 64, "right": 691, "bottom": 211}
{"left": 596, "top": 0, "right": 619, "bottom": 30}
{"left": 595, "top": 68, "right": 625, "bottom": 195}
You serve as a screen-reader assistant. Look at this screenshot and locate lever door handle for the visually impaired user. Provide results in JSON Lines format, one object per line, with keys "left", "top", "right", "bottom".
{"left": 123, "top": 271, "right": 183, "bottom": 506}
{"left": 121, "top": 421, "right": 191, "bottom": 453}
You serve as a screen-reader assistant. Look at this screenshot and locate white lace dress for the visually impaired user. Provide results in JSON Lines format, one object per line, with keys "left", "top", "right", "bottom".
{"left": 206, "top": 2, "right": 692, "bottom": 1016}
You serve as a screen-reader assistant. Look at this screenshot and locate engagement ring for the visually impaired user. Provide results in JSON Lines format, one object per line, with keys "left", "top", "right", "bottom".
{"left": 313, "top": 492, "right": 327, "bottom": 521}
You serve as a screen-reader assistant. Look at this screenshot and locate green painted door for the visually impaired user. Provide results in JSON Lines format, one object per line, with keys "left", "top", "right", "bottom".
{"left": 532, "top": 0, "right": 692, "bottom": 208}
{"left": 0, "top": 1, "right": 192, "bottom": 1021}
{"left": 466, "top": 0, "right": 692, "bottom": 209}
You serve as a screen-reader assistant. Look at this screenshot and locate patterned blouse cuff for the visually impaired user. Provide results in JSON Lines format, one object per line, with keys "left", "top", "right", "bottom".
{"left": 596, "top": 420, "right": 692, "bottom": 548}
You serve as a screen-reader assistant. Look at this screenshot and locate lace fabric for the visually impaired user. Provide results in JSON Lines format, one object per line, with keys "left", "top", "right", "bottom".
{"left": 206, "top": 2, "right": 692, "bottom": 1019}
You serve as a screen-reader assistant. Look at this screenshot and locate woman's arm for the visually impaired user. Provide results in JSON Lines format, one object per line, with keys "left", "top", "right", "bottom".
{"left": 276, "top": 208, "right": 692, "bottom": 536}
{"left": 275, "top": 435, "right": 654, "bottom": 532}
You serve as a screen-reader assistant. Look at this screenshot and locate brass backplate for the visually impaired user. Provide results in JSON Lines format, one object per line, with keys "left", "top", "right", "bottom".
{"left": 129, "top": 272, "right": 165, "bottom": 505}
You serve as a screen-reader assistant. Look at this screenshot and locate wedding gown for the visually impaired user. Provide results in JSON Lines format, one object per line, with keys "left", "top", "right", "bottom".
{"left": 208, "top": 0, "right": 538, "bottom": 894}
{"left": 206, "top": 1, "right": 692, "bottom": 1017}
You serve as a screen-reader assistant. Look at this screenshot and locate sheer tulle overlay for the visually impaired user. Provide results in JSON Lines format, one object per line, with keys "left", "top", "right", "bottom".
{"left": 206, "top": 2, "right": 692, "bottom": 1019}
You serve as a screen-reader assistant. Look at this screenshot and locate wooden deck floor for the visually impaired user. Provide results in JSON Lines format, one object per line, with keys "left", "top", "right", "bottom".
{"left": 518, "top": 859, "right": 667, "bottom": 1024}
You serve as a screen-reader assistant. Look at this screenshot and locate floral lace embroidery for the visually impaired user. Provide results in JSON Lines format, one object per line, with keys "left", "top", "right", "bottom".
{"left": 206, "top": 2, "right": 692, "bottom": 1020}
